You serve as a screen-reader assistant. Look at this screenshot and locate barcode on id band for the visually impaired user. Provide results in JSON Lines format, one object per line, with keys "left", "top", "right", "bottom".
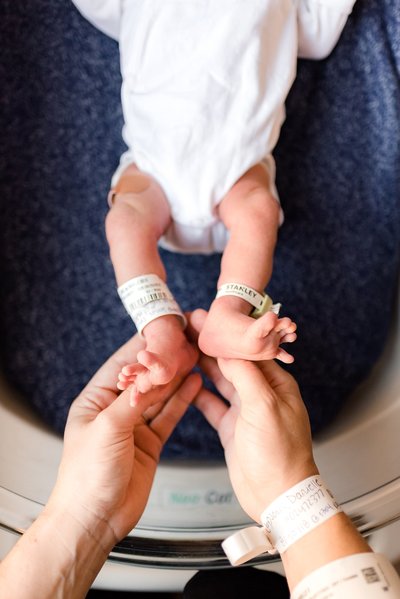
{"left": 362, "top": 567, "right": 381, "bottom": 584}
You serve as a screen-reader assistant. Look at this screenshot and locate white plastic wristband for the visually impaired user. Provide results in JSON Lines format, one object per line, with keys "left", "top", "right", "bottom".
{"left": 292, "top": 552, "right": 400, "bottom": 599}
{"left": 222, "top": 526, "right": 277, "bottom": 567}
{"left": 260, "top": 475, "right": 341, "bottom": 554}
{"left": 216, "top": 283, "right": 281, "bottom": 318}
{"left": 222, "top": 476, "right": 341, "bottom": 566}
{"left": 118, "top": 274, "right": 186, "bottom": 335}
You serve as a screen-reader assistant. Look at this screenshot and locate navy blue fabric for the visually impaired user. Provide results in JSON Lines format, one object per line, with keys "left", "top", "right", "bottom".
{"left": 1, "top": 1, "right": 399, "bottom": 458}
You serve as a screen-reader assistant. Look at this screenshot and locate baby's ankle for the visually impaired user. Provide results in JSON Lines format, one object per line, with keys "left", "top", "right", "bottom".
{"left": 211, "top": 294, "right": 252, "bottom": 316}
{"left": 143, "top": 314, "right": 186, "bottom": 343}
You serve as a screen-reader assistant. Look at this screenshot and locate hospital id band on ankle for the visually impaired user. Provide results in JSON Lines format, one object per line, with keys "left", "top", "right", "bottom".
{"left": 118, "top": 274, "right": 186, "bottom": 335}
{"left": 216, "top": 283, "right": 281, "bottom": 318}
{"left": 292, "top": 553, "right": 400, "bottom": 598}
{"left": 222, "top": 476, "right": 341, "bottom": 566}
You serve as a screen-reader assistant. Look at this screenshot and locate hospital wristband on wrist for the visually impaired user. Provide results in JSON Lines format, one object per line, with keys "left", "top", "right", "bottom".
{"left": 118, "top": 274, "right": 186, "bottom": 335}
{"left": 215, "top": 283, "right": 281, "bottom": 318}
{"left": 222, "top": 476, "right": 341, "bottom": 566}
{"left": 292, "top": 552, "right": 400, "bottom": 598}
{"left": 260, "top": 475, "right": 341, "bottom": 554}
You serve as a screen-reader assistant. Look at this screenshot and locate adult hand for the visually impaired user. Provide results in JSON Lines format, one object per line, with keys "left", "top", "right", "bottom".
{"left": 49, "top": 333, "right": 201, "bottom": 544}
{"left": 189, "top": 309, "right": 318, "bottom": 521}
{"left": 0, "top": 334, "right": 200, "bottom": 599}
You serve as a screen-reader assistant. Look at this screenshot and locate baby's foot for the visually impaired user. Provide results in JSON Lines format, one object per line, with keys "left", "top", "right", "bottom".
{"left": 198, "top": 303, "right": 297, "bottom": 363}
{"left": 117, "top": 335, "right": 197, "bottom": 396}
{"left": 117, "top": 362, "right": 150, "bottom": 391}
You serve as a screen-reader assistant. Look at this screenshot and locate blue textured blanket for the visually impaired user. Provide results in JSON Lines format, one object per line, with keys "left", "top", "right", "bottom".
{"left": 0, "top": 0, "right": 399, "bottom": 458}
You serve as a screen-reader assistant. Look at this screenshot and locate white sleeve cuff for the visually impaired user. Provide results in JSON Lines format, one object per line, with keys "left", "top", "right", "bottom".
{"left": 110, "top": 150, "right": 137, "bottom": 188}
{"left": 297, "top": 0, "right": 357, "bottom": 60}
{"left": 309, "top": 0, "right": 357, "bottom": 13}
{"left": 71, "top": 0, "right": 122, "bottom": 41}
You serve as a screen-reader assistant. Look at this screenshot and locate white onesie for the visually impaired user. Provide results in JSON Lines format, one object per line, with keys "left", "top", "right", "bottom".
{"left": 72, "top": 0, "right": 356, "bottom": 253}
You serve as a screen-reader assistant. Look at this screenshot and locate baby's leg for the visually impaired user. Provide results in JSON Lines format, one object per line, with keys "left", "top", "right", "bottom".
{"left": 105, "top": 165, "right": 196, "bottom": 393}
{"left": 198, "top": 164, "right": 297, "bottom": 363}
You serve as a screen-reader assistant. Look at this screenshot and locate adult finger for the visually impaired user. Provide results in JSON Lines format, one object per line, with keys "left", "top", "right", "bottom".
{"left": 197, "top": 353, "right": 236, "bottom": 402}
{"left": 89, "top": 335, "right": 145, "bottom": 390}
{"left": 149, "top": 373, "right": 202, "bottom": 442}
{"left": 256, "top": 360, "right": 302, "bottom": 401}
{"left": 217, "top": 359, "right": 284, "bottom": 423}
{"left": 194, "top": 387, "right": 229, "bottom": 433}
{"left": 186, "top": 310, "right": 237, "bottom": 401}
{"left": 96, "top": 386, "right": 142, "bottom": 432}
{"left": 186, "top": 308, "right": 208, "bottom": 341}
{"left": 220, "top": 357, "right": 300, "bottom": 403}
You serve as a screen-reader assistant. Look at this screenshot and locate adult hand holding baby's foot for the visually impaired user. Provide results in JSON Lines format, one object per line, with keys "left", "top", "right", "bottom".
{"left": 116, "top": 316, "right": 198, "bottom": 401}
{"left": 117, "top": 362, "right": 149, "bottom": 391}
{"left": 197, "top": 297, "right": 297, "bottom": 363}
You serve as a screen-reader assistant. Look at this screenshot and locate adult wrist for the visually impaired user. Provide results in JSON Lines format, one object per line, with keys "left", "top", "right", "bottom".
{"left": 1, "top": 504, "right": 117, "bottom": 599}
{"left": 222, "top": 474, "right": 341, "bottom": 566}
{"left": 255, "top": 463, "right": 319, "bottom": 512}
{"left": 282, "top": 511, "right": 371, "bottom": 591}
{"left": 260, "top": 474, "right": 341, "bottom": 554}
{"left": 44, "top": 496, "right": 118, "bottom": 556}
{"left": 291, "top": 552, "right": 400, "bottom": 598}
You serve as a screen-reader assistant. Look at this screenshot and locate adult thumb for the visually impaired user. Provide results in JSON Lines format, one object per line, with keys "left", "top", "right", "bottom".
{"left": 101, "top": 387, "right": 142, "bottom": 432}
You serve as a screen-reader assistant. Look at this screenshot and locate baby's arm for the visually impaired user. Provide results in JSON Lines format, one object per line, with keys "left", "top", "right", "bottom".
{"left": 297, "top": 0, "right": 357, "bottom": 60}
{"left": 70, "top": 0, "right": 122, "bottom": 41}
